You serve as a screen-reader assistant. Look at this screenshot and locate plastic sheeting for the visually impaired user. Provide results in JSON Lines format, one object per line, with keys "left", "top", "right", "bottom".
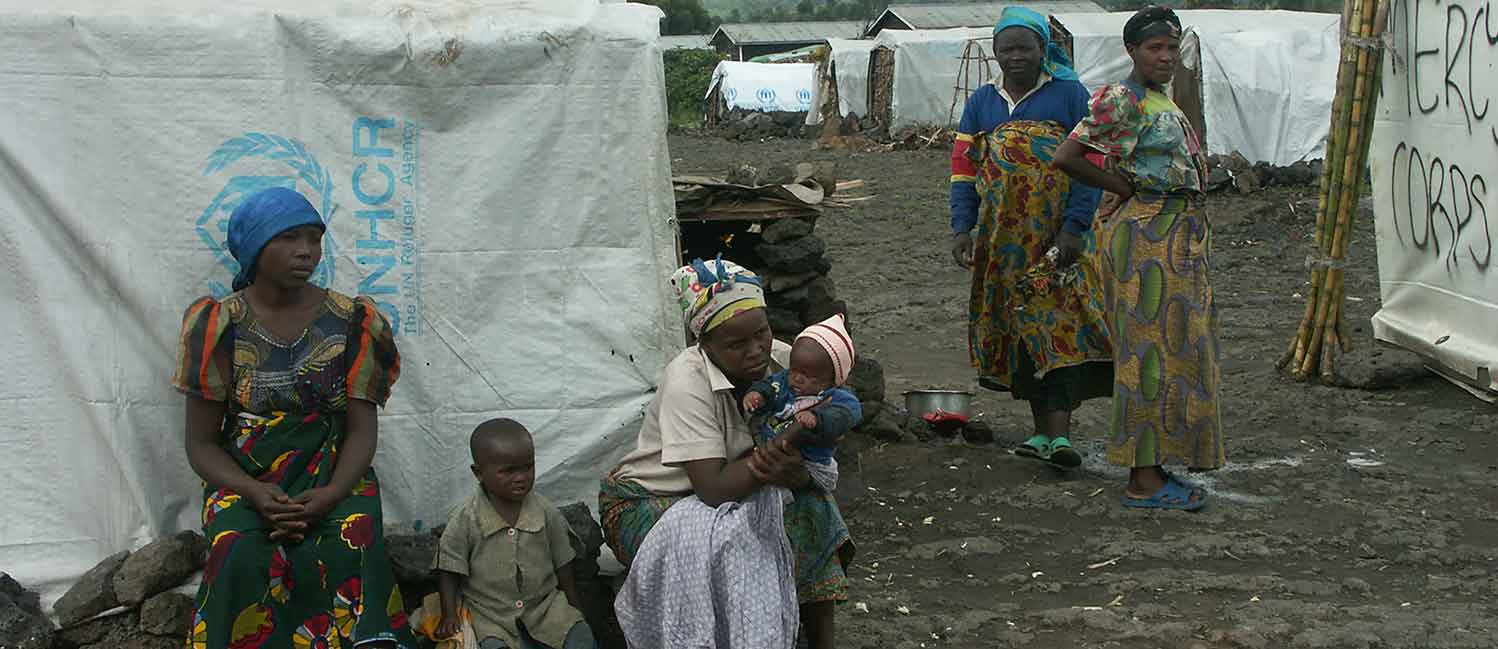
{"left": 0, "top": 0, "right": 679, "bottom": 606}
{"left": 873, "top": 12, "right": 1339, "bottom": 165}
{"left": 708, "top": 61, "right": 818, "bottom": 113}
{"left": 1368, "top": 0, "right": 1498, "bottom": 397}
{"left": 877, "top": 27, "right": 994, "bottom": 129}
{"left": 826, "top": 38, "right": 879, "bottom": 118}
{"left": 1057, "top": 10, "right": 1341, "bottom": 166}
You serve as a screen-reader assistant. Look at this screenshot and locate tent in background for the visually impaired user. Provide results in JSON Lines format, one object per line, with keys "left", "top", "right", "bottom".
{"left": 1058, "top": 10, "right": 1341, "bottom": 166}
{"left": 839, "top": 10, "right": 1338, "bottom": 166}
{"left": 706, "top": 60, "right": 819, "bottom": 121}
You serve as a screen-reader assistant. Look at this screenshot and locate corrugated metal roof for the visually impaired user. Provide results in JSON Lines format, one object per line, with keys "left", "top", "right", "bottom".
{"left": 711, "top": 21, "right": 866, "bottom": 45}
{"left": 875, "top": 1, "right": 1105, "bottom": 32}
{"left": 659, "top": 34, "right": 711, "bottom": 50}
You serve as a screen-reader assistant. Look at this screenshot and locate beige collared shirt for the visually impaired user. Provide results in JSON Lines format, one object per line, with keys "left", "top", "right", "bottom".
{"left": 994, "top": 72, "right": 1053, "bottom": 110}
{"left": 434, "top": 489, "right": 583, "bottom": 649}
{"left": 611, "top": 340, "right": 792, "bottom": 495}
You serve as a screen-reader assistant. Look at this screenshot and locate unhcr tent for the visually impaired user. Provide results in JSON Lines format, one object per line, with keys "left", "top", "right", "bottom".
{"left": 1369, "top": 0, "right": 1498, "bottom": 397}
{"left": 0, "top": 0, "right": 679, "bottom": 605}
{"left": 1058, "top": 10, "right": 1341, "bottom": 165}
{"left": 706, "top": 60, "right": 818, "bottom": 113}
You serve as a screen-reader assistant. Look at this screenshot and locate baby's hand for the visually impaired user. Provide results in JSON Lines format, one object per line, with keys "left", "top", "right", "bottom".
{"left": 795, "top": 410, "right": 817, "bottom": 429}
{"left": 743, "top": 392, "right": 766, "bottom": 412}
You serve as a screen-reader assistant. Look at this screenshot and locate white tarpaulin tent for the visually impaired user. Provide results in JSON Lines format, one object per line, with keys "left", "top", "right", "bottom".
{"left": 875, "top": 27, "right": 994, "bottom": 128}
{"left": 707, "top": 61, "right": 818, "bottom": 113}
{"left": 0, "top": 0, "right": 679, "bottom": 605}
{"left": 1369, "top": 0, "right": 1498, "bottom": 397}
{"left": 1058, "top": 10, "right": 1341, "bottom": 166}
{"left": 870, "top": 11, "right": 1338, "bottom": 166}
{"left": 826, "top": 38, "right": 879, "bottom": 118}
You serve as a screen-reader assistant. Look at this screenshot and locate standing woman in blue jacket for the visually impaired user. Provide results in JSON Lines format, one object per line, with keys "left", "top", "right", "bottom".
{"left": 949, "top": 7, "right": 1114, "bottom": 467}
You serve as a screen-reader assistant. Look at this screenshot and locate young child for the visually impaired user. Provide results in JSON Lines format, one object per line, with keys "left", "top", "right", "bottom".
{"left": 742, "top": 314, "right": 862, "bottom": 463}
{"left": 433, "top": 419, "right": 595, "bottom": 649}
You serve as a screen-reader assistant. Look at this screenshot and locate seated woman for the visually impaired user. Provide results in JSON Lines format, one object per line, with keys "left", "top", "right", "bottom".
{"left": 172, "top": 187, "right": 415, "bottom": 648}
{"left": 599, "top": 258, "right": 854, "bottom": 649}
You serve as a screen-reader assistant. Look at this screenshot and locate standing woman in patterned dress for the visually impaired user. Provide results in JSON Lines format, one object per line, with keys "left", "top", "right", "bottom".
{"left": 948, "top": 6, "right": 1113, "bottom": 469}
{"left": 1054, "top": 6, "right": 1226, "bottom": 511}
{"left": 172, "top": 187, "right": 417, "bottom": 647}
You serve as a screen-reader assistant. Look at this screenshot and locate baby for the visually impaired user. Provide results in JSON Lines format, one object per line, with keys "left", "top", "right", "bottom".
{"left": 742, "top": 314, "right": 862, "bottom": 463}
{"left": 433, "top": 419, "right": 595, "bottom": 649}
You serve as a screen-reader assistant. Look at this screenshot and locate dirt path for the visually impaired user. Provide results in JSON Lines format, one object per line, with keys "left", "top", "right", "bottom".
{"left": 668, "top": 134, "right": 1498, "bottom": 649}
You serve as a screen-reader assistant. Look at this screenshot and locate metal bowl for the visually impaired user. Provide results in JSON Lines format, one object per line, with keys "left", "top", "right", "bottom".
{"left": 903, "top": 390, "right": 975, "bottom": 419}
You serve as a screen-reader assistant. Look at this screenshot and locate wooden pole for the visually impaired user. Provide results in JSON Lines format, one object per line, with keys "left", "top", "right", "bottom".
{"left": 1283, "top": 0, "right": 1387, "bottom": 382}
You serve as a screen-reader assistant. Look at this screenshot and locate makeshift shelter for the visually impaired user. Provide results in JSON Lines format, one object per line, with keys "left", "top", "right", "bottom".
{"left": 0, "top": 0, "right": 680, "bottom": 606}
{"left": 865, "top": 25, "right": 1078, "bottom": 130}
{"left": 1055, "top": 10, "right": 1340, "bottom": 165}
{"left": 705, "top": 60, "right": 818, "bottom": 123}
{"left": 864, "top": 0, "right": 1105, "bottom": 37}
{"left": 817, "top": 38, "right": 879, "bottom": 121}
{"left": 709, "top": 20, "right": 865, "bottom": 61}
{"left": 859, "top": 11, "right": 1338, "bottom": 165}
{"left": 1369, "top": 0, "right": 1498, "bottom": 398}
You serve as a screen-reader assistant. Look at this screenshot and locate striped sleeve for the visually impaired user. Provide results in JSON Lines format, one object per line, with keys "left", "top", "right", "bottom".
{"left": 171, "top": 296, "right": 231, "bottom": 401}
{"left": 346, "top": 297, "right": 401, "bottom": 407}
{"left": 949, "top": 91, "right": 984, "bottom": 234}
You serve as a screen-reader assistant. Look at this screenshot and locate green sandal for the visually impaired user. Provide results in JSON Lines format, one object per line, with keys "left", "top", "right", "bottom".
{"left": 1046, "top": 437, "right": 1083, "bottom": 468}
{"left": 1015, "top": 434, "right": 1050, "bottom": 460}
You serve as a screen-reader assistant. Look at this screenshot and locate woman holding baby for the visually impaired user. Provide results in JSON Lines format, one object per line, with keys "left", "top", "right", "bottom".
{"left": 599, "top": 258, "right": 857, "bottom": 649}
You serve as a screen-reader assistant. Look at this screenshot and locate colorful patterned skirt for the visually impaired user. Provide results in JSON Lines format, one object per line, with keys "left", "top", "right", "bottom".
{"left": 969, "top": 121, "right": 1113, "bottom": 411}
{"left": 190, "top": 411, "right": 415, "bottom": 649}
{"left": 598, "top": 473, "right": 854, "bottom": 604}
{"left": 1095, "top": 193, "right": 1226, "bottom": 470}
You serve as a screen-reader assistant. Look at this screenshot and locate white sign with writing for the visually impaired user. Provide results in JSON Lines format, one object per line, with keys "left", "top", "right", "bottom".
{"left": 1370, "top": 0, "right": 1498, "bottom": 393}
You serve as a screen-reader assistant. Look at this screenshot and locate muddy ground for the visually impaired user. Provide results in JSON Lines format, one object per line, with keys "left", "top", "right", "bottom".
{"left": 668, "top": 134, "right": 1498, "bottom": 649}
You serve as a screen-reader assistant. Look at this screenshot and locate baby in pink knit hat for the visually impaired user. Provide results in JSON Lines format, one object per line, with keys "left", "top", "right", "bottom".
{"left": 742, "top": 314, "right": 863, "bottom": 465}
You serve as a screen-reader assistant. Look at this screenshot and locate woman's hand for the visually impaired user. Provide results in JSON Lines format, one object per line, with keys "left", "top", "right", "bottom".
{"left": 952, "top": 232, "right": 975, "bottom": 269}
{"left": 244, "top": 482, "right": 308, "bottom": 542}
{"left": 749, "top": 440, "right": 811, "bottom": 489}
{"left": 1051, "top": 230, "right": 1085, "bottom": 268}
{"left": 291, "top": 486, "right": 345, "bottom": 526}
{"left": 794, "top": 410, "right": 818, "bottom": 430}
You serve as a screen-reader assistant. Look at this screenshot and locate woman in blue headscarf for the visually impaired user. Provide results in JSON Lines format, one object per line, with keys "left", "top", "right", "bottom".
{"left": 947, "top": 7, "right": 1113, "bottom": 468}
{"left": 172, "top": 187, "right": 416, "bottom": 648}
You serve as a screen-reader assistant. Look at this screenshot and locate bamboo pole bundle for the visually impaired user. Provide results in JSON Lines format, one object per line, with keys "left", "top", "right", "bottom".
{"left": 1278, "top": 0, "right": 1388, "bottom": 383}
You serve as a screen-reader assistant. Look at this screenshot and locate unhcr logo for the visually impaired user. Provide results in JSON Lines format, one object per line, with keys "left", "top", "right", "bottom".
{"left": 197, "top": 133, "right": 340, "bottom": 298}
{"left": 756, "top": 87, "right": 777, "bottom": 106}
{"left": 194, "top": 119, "right": 425, "bottom": 337}
{"left": 797, "top": 88, "right": 813, "bottom": 107}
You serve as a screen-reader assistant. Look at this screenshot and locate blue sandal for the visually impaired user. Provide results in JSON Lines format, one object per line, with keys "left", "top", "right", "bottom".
{"left": 1121, "top": 474, "right": 1207, "bottom": 511}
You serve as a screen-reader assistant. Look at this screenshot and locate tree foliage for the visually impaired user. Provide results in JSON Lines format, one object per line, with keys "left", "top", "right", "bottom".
{"left": 663, "top": 48, "right": 724, "bottom": 126}
{"left": 632, "top": 0, "right": 715, "bottom": 35}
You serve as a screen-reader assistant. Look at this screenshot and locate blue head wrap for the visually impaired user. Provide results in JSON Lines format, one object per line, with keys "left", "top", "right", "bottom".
{"left": 226, "top": 187, "right": 325, "bottom": 291}
{"left": 993, "top": 7, "right": 1078, "bottom": 82}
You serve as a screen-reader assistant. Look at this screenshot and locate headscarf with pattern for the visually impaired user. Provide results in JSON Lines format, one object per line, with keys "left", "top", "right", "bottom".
{"left": 669, "top": 257, "right": 767, "bottom": 338}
